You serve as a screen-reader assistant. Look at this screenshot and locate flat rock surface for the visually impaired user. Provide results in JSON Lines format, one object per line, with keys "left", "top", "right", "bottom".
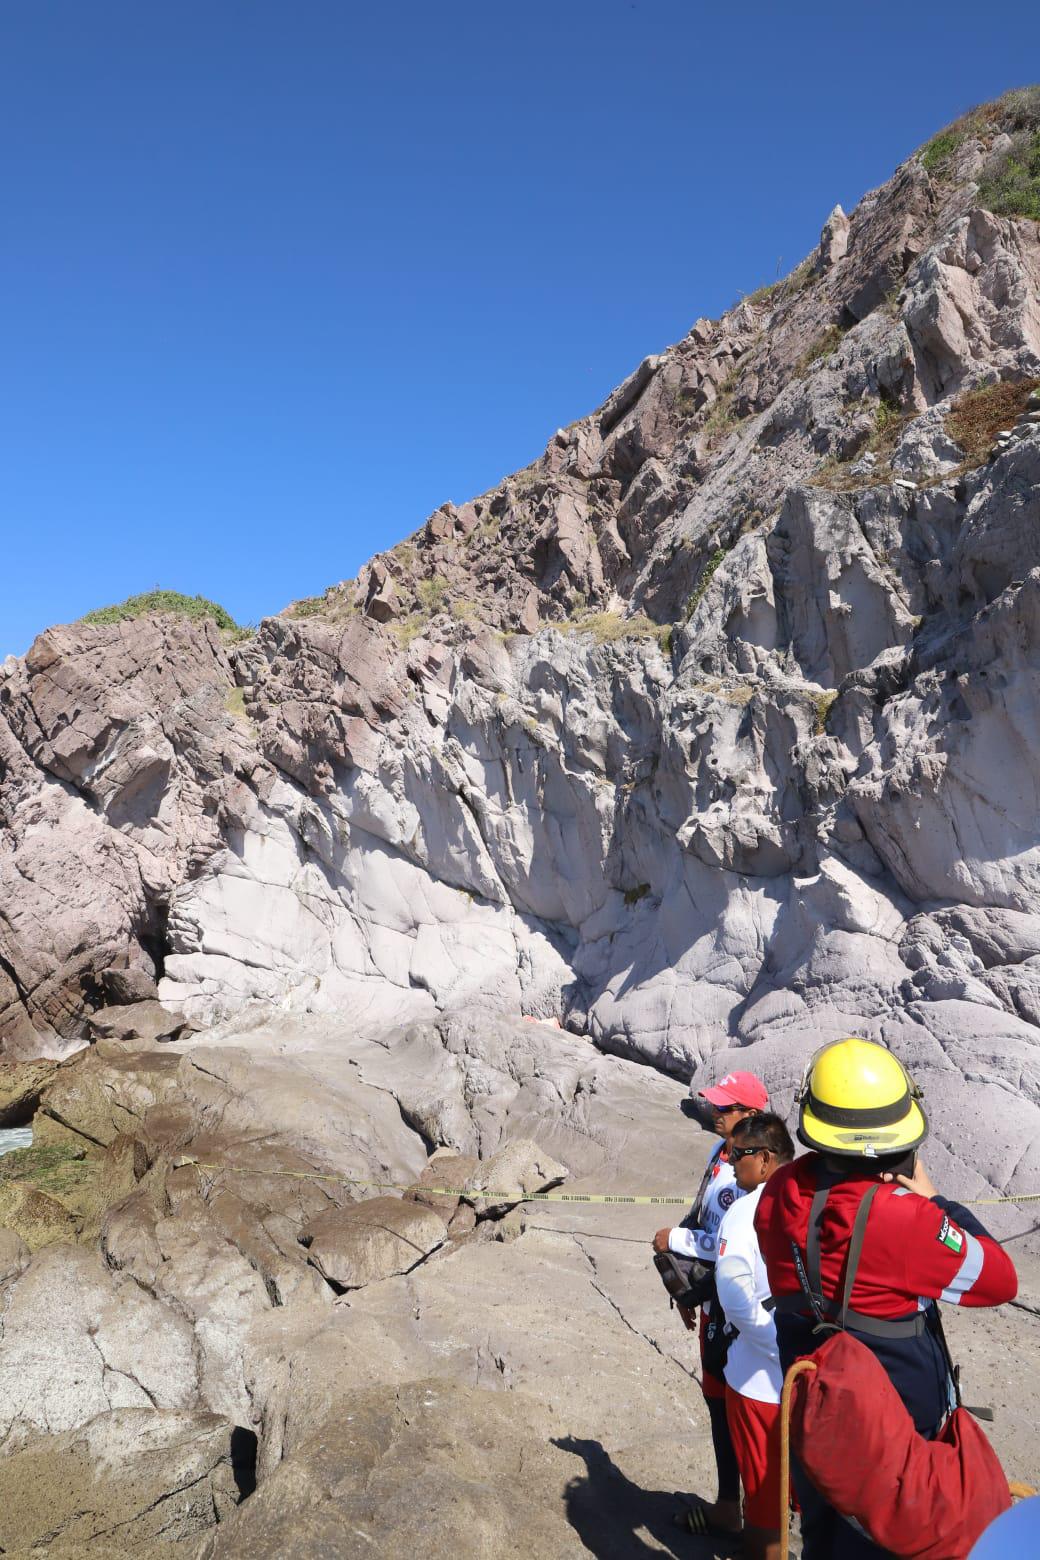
{"left": 204, "top": 1379, "right": 682, "bottom": 1560}
{"left": 0, "top": 1408, "right": 244, "bottom": 1554}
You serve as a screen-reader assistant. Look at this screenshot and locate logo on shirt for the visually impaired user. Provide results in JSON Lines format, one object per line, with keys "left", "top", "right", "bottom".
{"left": 937, "top": 1216, "right": 965, "bottom": 1255}
{"left": 718, "top": 1188, "right": 736, "bottom": 1211}
{"left": 718, "top": 1238, "right": 727, "bottom": 1256}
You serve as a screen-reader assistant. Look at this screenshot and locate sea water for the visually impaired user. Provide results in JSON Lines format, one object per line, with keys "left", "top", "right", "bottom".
{"left": 0, "top": 1127, "right": 32, "bottom": 1157}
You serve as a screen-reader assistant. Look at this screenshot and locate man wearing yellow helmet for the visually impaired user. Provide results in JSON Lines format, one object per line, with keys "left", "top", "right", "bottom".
{"left": 755, "top": 1037, "right": 1018, "bottom": 1560}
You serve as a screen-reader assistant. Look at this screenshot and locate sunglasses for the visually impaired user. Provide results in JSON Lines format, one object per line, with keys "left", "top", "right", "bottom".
{"left": 730, "top": 1144, "right": 769, "bottom": 1163}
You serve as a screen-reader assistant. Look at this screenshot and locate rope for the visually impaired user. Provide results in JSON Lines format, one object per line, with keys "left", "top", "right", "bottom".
{"left": 181, "top": 1160, "right": 1040, "bottom": 1207}
{"left": 779, "top": 1359, "right": 817, "bottom": 1560}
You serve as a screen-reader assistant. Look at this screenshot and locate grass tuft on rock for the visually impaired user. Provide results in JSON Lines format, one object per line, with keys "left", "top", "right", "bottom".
{"left": 945, "top": 378, "right": 1040, "bottom": 466}
{"left": 978, "top": 129, "right": 1040, "bottom": 219}
{"left": 813, "top": 690, "right": 838, "bottom": 735}
{"left": 794, "top": 323, "right": 847, "bottom": 378}
{"left": 287, "top": 595, "right": 325, "bottom": 618}
{"left": 917, "top": 87, "right": 1040, "bottom": 186}
{"left": 563, "top": 611, "right": 672, "bottom": 650}
{"left": 224, "top": 686, "right": 250, "bottom": 721}
{"left": 684, "top": 548, "right": 728, "bottom": 619}
{"left": 81, "top": 590, "right": 239, "bottom": 632}
{"left": 809, "top": 396, "right": 913, "bottom": 492}
{"left": 417, "top": 575, "right": 450, "bottom": 614}
{"left": 920, "top": 127, "right": 968, "bottom": 174}
{"left": 0, "top": 1140, "right": 94, "bottom": 1202}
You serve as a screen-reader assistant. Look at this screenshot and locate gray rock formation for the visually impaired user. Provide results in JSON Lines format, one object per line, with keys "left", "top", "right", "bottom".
{"left": 201, "top": 1381, "right": 586, "bottom": 1560}
{"left": 3, "top": 101, "right": 1040, "bottom": 1210}
{"left": 300, "top": 1195, "right": 449, "bottom": 1289}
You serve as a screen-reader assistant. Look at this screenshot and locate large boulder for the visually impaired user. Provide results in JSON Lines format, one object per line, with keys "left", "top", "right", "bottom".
{"left": 0, "top": 1058, "right": 58, "bottom": 1126}
{"left": 300, "top": 1195, "right": 448, "bottom": 1290}
{"left": 0, "top": 1408, "right": 248, "bottom": 1555}
{"left": 459, "top": 1137, "right": 568, "bottom": 1216}
{"left": 0, "top": 1244, "right": 198, "bottom": 1451}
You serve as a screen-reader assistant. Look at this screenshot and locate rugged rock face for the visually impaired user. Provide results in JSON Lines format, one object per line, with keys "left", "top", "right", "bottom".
{"left": 1, "top": 1015, "right": 1037, "bottom": 1554}
{"left": 5, "top": 103, "right": 1040, "bottom": 1199}
{"left": 2, "top": 95, "right": 1040, "bottom": 1552}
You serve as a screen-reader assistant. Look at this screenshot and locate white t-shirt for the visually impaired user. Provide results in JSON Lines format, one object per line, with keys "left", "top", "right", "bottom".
{"left": 715, "top": 1183, "right": 782, "bottom": 1404}
{"left": 667, "top": 1141, "right": 743, "bottom": 1263}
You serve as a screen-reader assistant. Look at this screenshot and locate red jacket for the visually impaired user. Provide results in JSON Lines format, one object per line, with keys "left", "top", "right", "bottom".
{"left": 755, "top": 1156, "right": 1017, "bottom": 1319}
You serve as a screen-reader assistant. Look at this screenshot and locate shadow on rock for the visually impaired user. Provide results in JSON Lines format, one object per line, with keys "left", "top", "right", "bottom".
{"left": 230, "top": 1425, "right": 258, "bottom": 1500}
{"left": 554, "top": 1436, "right": 741, "bottom": 1560}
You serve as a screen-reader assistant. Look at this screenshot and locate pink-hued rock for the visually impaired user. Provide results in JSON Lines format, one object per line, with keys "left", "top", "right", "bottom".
{"left": 300, "top": 1195, "right": 448, "bottom": 1289}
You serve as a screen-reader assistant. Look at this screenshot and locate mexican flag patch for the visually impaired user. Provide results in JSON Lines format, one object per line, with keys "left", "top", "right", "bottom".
{"left": 937, "top": 1216, "right": 964, "bottom": 1255}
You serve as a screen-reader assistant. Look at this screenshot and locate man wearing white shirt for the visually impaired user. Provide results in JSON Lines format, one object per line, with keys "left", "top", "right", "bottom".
{"left": 716, "top": 1112, "right": 796, "bottom": 1560}
{"left": 652, "top": 1069, "right": 770, "bottom": 1541}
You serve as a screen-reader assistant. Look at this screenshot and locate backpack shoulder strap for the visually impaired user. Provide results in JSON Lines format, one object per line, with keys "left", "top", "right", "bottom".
{"left": 686, "top": 1142, "right": 722, "bottom": 1229}
{"left": 805, "top": 1159, "right": 843, "bottom": 1294}
{"left": 775, "top": 1176, "right": 928, "bottom": 1341}
{"left": 837, "top": 1183, "right": 880, "bottom": 1329}
{"left": 805, "top": 1185, "right": 829, "bottom": 1294}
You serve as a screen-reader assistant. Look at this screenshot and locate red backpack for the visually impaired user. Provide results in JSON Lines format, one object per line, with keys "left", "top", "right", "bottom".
{"left": 783, "top": 1183, "right": 1010, "bottom": 1558}
{"left": 788, "top": 1331, "right": 1009, "bottom": 1559}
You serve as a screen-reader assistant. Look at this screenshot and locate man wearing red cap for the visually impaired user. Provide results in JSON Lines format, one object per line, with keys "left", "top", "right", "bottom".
{"left": 653, "top": 1070, "right": 770, "bottom": 1540}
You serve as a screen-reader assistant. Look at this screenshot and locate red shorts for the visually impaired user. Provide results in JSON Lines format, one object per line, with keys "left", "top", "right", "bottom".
{"left": 699, "top": 1307, "right": 726, "bottom": 1400}
{"left": 725, "top": 1385, "right": 784, "bottom": 1530}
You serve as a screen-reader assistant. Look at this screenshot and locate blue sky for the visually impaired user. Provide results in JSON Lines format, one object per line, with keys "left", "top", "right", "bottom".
{"left": 2, "top": 1, "right": 1038, "bottom": 658}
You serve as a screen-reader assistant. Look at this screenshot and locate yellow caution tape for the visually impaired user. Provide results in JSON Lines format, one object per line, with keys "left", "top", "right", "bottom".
{"left": 964, "top": 1193, "right": 1040, "bottom": 1205}
{"left": 188, "top": 1163, "right": 689, "bottom": 1204}
{"left": 184, "top": 1162, "right": 1040, "bottom": 1207}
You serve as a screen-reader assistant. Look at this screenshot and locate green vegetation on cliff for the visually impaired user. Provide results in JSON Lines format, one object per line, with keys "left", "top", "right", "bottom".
{"left": 81, "top": 589, "right": 241, "bottom": 632}
{"left": 919, "top": 86, "right": 1040, "bottom": 216}
{"left": 979, "top": 129, "right": 1040, "bottom": 219}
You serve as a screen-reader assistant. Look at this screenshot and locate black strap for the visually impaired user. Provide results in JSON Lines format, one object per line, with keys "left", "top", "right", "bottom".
{"left": 686, "top": 1144, "right": 722, "bottom": 1231}
{"left": 769, "top": 1292, "right": 926, "bottom": 1339}
{"left": 789, "top": 1239, "right": 832, "bottom": 1332}
{"left": 805, "top": 1162, "right": 844, "bottom": 1298}
{"left": 805, "top": 1185, "right": 829, "bottom": 1298}
{"left": 786, "top": 1171, "right": 928, "bottom": 1341}
{"left": 839, "top": 1183, "right": 880, "bottom": 1329}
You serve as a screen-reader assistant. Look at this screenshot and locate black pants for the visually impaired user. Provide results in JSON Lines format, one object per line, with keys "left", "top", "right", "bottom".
{"left": 705, "top": 1391, "right": 740, "bottom": 1504}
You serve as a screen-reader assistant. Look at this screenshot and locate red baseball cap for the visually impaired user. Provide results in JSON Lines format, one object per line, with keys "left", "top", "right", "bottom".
{"left": 697, "top": 1071, "right": 769, "bottom": 1110}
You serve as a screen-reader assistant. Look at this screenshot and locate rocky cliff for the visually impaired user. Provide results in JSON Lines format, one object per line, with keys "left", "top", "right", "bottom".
{"left": 2, "top": 91, "right": 1040, "bottom": 1557}
{"left": 5, "top": 93, "right": 1040, "bottom": 1192}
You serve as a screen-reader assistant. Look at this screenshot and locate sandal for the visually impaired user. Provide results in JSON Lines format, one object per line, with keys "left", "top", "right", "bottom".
{"left": 679, "top": 1496, "right": 743, "bottom": 1540}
